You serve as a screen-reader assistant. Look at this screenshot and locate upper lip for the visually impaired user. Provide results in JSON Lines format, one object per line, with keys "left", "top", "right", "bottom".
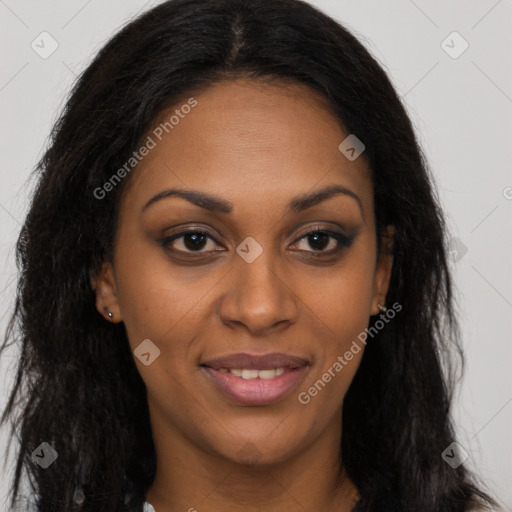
{"left": 201, "top": 352, "right": 310, "bottom": 370}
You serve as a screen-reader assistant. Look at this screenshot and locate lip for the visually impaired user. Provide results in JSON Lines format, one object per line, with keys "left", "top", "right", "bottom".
{"left": 200, "top": 352, "right": 310, "bottom": 406}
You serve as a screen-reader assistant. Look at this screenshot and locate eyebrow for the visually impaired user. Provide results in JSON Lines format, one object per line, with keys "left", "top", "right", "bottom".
{"left": 141, "top": 184, "right": 362, "bottom": 215}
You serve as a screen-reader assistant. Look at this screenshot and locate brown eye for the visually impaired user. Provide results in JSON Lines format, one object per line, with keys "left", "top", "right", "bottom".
{"left": 291, "top": 229, "right": 353, "bottom": 254}
{"left": 303, "top": 231, "right": 333, "bottom": 251}
{"left": 160, "top": 229, "right": 221, "bottom": 253}
{"left": 180, "top": 232, "right": 208, "bottom": 251}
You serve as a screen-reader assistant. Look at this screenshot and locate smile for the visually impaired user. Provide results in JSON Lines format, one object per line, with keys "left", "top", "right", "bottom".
{"left": 200, "top": 352, "right": 310, "bottom": 406}
{"left": 217, "top": 367, "right": 287, "bottom": 379}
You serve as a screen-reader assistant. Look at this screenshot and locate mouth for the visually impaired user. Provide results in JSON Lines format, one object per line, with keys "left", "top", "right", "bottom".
{"left": 200, "top": 352, "right": 310, "bottom": 406}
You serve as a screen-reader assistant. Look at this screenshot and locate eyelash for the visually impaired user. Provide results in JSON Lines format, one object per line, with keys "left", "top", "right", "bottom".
{"left": 159, "top": 226, "right": 353, "bottom": 259}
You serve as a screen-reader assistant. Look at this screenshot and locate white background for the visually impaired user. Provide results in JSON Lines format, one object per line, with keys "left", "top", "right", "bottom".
{"left": 1, "top": 0, "right": 511, "bottom": 510}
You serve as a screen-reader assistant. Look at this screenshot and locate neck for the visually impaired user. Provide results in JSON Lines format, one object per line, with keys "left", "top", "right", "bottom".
{"left": 145, "top": 403, "right": 359, "bottom": 512}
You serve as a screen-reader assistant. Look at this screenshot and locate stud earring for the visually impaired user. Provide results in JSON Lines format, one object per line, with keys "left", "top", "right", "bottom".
{"left": 377, "top": 303, "right": 387, "bottom": 312}
{"left": 103, "top": 307, "right": 114, "bottom": 321}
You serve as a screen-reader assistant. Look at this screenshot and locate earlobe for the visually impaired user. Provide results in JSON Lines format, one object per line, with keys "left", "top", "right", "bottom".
{"left": 371, "top": 225, "right": 395, "bottom": 316}
{"left": 90, "top": 262, "right": 122, "bottom": 323}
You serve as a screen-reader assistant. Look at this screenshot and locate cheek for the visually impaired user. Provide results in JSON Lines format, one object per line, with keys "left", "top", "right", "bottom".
{"left": 112, "top": 229, "right": 229, "bottom": 395}
{"left": 297, "top": 243, "right": 375, "bottom": 399}
{"left": 306, "top": 243, "right": 376, "bottom": 340}
{"left": 294, "top": 275, "right": 370, "bottom": 423}
{"left": 112, "top": 230, "right": 202, "bottom": 354}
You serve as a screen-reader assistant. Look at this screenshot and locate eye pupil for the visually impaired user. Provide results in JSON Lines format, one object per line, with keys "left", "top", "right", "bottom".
{"left": 184, "top": 232, "right": 207, "bottom": 250}
{"left": 308, "top": 232, "right": 329, "bottom": 251}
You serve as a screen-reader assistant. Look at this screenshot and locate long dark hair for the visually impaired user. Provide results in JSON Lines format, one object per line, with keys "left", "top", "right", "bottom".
{"left": 0, "top": 0, "right": 497, "bottom": 510}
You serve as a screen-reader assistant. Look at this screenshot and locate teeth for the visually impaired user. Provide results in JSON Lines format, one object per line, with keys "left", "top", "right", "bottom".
{"left": 219, "top": 367, "right": 289, "bottom": 379}
{"left": 241, "top": 369, "right": 259, "bottom": 379}
{"left": 258, "top": 369, "right": 277, "bottom": 380}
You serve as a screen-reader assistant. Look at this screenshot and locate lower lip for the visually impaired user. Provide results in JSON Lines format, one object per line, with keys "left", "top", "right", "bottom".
{"left": 202, "top": 366, "right": 309, "bottom": 406}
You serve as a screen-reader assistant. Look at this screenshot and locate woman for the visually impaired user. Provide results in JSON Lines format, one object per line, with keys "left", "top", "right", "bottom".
{"left": 0, "top": 0, "right": 497, "bottom": 510}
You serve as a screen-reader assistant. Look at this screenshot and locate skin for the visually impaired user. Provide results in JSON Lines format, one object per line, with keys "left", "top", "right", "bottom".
{"left": 92, "top": 79, "right": 394, "bottom": 512}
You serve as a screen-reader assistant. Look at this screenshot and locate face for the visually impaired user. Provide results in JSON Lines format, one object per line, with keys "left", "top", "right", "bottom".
{"left": 92, "top": 79, "right": 393, "bottom": 466}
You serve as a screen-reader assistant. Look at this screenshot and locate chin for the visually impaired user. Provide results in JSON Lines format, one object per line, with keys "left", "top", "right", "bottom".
{"left": 215, "top": 434, "right": 306, "bottom": 467}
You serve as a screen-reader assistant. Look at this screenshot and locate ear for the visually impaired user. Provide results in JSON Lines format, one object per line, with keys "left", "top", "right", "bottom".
{"left": 89, "top": 262, "right": 122, "bottom": 323}
{"left": 370, "top": 225, "right": 395, "bottom": 316}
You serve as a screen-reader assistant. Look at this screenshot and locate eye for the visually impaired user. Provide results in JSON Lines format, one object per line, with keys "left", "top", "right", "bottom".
{"left": 160, "top": 228, "right": 222, "bottom": 253}
{"left": 159, "top": 226, "right": 354, "bottom": 258}
{"left": 290, "top": 228, "right": 353, "bottom": 254}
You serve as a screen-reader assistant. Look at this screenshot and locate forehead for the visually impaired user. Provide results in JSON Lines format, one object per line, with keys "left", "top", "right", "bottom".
{"left": 122, "top": 79, "right": 373, "bottom": 219}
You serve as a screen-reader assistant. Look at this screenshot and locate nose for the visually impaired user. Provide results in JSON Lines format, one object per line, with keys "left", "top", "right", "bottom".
{"left": 217, "top": 249, "right": 299, "bottom": 336}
